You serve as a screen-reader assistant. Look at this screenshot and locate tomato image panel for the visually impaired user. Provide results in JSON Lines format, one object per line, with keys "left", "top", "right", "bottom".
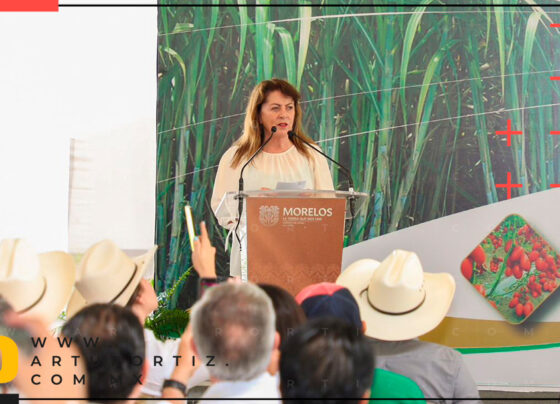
{"left": 460, "top": 214, "right": 560, "bottom": 325}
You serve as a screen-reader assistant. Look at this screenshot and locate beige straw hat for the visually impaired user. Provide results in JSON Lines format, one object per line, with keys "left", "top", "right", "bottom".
{"left": 336, "top": 250, "right": 455, "bottom": 341}
{"left": 66, "top": 240, "right": 157, "bottom": 317}
{"left": 0, "top": 239, "right": 75, "bottom": 325}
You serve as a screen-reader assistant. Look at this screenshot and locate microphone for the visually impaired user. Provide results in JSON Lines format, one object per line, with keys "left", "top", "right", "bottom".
{"left": 288, "top": 130, "right": 356, "bottom": 234}
{"left": 234, "top": 126, "right": 277, "bottom": 245}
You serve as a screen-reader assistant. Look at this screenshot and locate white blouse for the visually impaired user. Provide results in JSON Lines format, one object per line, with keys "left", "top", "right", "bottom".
{"left": 211, "top": 144, "right": 335, "bottom": 228}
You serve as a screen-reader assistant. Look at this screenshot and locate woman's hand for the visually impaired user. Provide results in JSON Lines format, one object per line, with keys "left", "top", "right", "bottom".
{"left": 192, "top": 221, "right": 217, "bottom": 278}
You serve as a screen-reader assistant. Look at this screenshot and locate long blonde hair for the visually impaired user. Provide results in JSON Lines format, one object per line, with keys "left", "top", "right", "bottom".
{"left": 231, "top": 78, "right": 316, "bottom": 168}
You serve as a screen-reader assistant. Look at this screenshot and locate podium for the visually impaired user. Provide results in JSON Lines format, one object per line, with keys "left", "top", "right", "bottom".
{"left": 216, "top": 189, "right": 368, "bottom": 295}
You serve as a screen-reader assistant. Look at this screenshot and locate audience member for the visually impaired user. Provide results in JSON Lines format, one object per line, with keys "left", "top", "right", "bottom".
{"left": 258, "top": 283, "right": 306, "bottom": 375}
{"left": 295, "top": 281, "right": 363, "bottom": 330}
{"left": 296, "top": 282, "right": 426, "bottom": 403}
{"left": 179, "top": 282, "right": 281, "bottom": 403}
{"left": 64, "top": 240, "right": 179, "bottom": 397}
{"left": 0, "top": 226, "right": 483, "bottom": 404}
{"left": 337, "top": 250, "right": 481, "bottom": 404}
{"left": 280, "top": 316, "right": 374, "bottom": 403}
{"left": 1, "top": 298, "right": 86, "bottom": 403}
{"left": 62, "top": 303, "right": 146, "bottom": 402}
{"left": 66, "top": 240, "right": 157, "bottom": 316}
{"left": 0, "top": 238, "right": 75, "bottom": 326}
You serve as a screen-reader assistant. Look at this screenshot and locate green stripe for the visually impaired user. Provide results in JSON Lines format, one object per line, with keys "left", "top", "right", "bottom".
{"left": 458, "top": 342, "right": 560, "bottom": 355}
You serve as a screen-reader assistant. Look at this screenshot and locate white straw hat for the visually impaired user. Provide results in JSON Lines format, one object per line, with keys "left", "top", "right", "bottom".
{"left": 0, "top": 239, "right": 75, "bottom": 325}
{"left": 67, "top": 240, "right": 156, "bottom": 317}
{"left": 336, "top": 250, "right": 455, "bottom": 341}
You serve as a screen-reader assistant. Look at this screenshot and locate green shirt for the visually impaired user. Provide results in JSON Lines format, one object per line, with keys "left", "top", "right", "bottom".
{"left": 370, "top": 368, "right": 426, "bottom": 403}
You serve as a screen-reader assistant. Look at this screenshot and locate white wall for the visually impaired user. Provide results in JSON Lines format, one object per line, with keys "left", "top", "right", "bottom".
{"left": 0, "top": 1, "right": 157, "bottom": 253}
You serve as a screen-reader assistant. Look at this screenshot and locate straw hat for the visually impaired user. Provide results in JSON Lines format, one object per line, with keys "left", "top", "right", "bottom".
{"left": 0, "top": 239, "right": 75, "bottom": 325}
{"left": 336, "top": 250, "right": 455, "bottom": 341}
{"left": 66, "top": 240, "right": 157, "bottom": 317}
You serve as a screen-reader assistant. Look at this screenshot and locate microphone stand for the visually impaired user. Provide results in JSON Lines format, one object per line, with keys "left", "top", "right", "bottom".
{"left": 234, "top": 126, "right": 277, "bottom": 246}
{"left": 288, "top": 131, "right": 356, "bottom": 235}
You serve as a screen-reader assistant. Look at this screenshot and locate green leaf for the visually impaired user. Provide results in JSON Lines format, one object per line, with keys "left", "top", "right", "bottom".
{"left": 172, "top": 22, "right": 194, "bottom": 33}
{"left": 400, "top": 4, "right": 429, "bottom": 124}
{"left": 232, "top": 0, "right": 248, "bottom": 96}
{"left": 276, "top": 26, "right": 297, "bottom": 85}
{"left": 495, "top": 7, "right": 506, "bottom": 98}
{"left": 297, "top": 5, "right": 312, "bottom": 89}
{"left": 522, "top": 11, "right": 543, "bottom": 106}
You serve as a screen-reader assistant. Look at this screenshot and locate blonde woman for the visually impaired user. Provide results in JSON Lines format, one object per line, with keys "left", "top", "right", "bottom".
{"left": 211, "top": 78, "right": 334, "bottom": 277}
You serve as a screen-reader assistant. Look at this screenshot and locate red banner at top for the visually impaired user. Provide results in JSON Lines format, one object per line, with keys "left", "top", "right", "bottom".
{"left": 0, "top": 0, "right": 58, "bottom": 12}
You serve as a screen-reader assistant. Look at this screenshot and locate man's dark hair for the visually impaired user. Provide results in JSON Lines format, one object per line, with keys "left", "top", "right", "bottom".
{"left": 280, "top": 317, "right": 374, "bottom": 403}
{"left": 62, "top": 303, "right": 145, "bottom": 402}
{"left": 259, "top": 283, "right": 306, "bottom": 342}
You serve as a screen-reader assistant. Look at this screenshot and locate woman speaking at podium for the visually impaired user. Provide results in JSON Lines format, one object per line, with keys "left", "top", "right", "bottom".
{"left": 211, "top": 78, "right": 334, "bottom": 277}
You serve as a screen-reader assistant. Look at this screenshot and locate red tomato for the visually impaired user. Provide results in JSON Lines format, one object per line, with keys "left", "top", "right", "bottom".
{"left": 534, "top": 242, "right": 542, "bottom": 250}
{"left": 520, "top": 254, "right": 531, "bottom": 271}
{"left": 523, "top": 302, "right": 534, "bottom": 317}
{"left": 511, "top": 246, "right": 524, "bottom": 262}
{"left": 461, "top": 258, "right": 473, "bottom": 280}
{"left": 470, "top": 245, "right": 486, "bottom": 266}
{"left": 509, "top": 297, "right": 519, "bottom": 308}
{"left": 536, "top": 258, "right": 548, "bottom": 271}
{"left": 529, "top": 251, "right": 540, "bottom": 262}
{"left": 505, "top": 267, "right": 512, "bottom": 277}
{"left": 516, "top": 303, "right": 524, "bottom": 317}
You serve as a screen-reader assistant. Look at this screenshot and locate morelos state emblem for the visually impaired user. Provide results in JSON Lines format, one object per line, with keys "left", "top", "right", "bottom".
{"left": 259, "top": 205, "right": 280, "bottom": 226}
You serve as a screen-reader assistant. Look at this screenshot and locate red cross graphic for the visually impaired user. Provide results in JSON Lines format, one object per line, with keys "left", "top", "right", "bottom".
{"left": 496, "top": 172, "right": 522, "bottom": 200}
{"left": 495, "top": 120, "right": 522, "bottom": 147}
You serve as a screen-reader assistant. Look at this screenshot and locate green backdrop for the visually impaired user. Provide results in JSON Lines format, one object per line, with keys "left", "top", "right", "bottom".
{"left": 156, "top": 1, "right": 560, "bottom": 308}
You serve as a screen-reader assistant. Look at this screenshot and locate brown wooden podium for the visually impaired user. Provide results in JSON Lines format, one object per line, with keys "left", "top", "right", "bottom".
{"left": 216, "top": 190, "right": 368, "bottom": 295}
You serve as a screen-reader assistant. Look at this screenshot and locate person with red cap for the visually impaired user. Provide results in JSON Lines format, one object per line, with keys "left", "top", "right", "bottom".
{"left": 296, "top": 281, "right": 426, "bottom": 403}
{"left": 337, "top": 250, "right": 480, "bottom": 403}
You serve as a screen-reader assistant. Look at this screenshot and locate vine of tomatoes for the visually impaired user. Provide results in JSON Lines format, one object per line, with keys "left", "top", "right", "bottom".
{"left": 461, "top": 216, "right": 560, "bottom": 322}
